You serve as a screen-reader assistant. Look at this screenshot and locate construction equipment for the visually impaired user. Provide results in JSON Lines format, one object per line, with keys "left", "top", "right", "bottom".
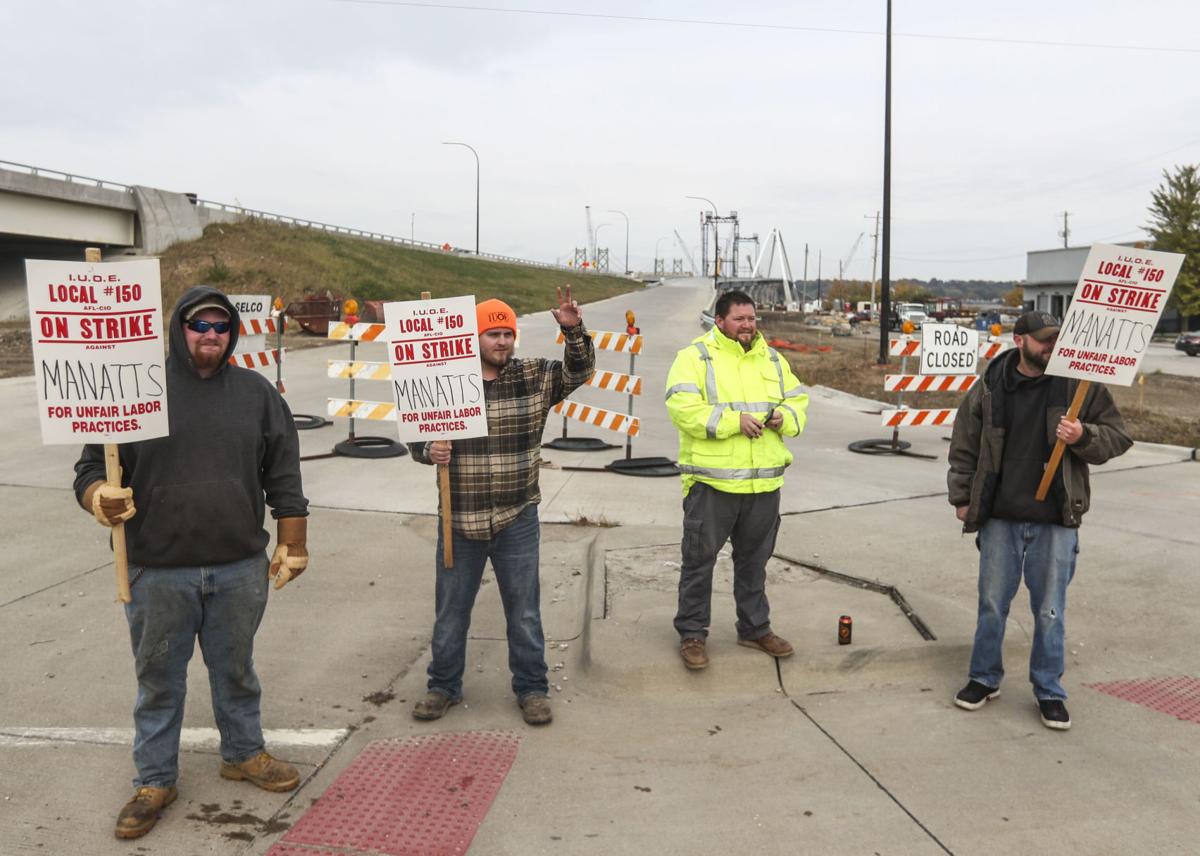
{"left": 673, "top": 230, "right": 698, "bottom": 275}
{"left": 839, "top": 232, "right": 865, "bottom": 279}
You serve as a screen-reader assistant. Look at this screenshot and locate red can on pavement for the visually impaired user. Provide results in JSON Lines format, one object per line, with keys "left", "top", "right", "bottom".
{"left": 838, "top": 615, "right": 853, "bottom": 645}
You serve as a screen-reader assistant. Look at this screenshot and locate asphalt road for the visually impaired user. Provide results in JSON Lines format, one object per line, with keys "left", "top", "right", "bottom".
{"left": 1143, "top": 340, "right": 1200, "bottom": 377}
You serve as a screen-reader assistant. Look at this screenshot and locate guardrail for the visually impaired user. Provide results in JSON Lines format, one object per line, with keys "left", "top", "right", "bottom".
{"left": 1, "top": 159, "right": 578, "bottom": 271}
{"left": 0, "top": 158, "right": 133, "bottom": 194}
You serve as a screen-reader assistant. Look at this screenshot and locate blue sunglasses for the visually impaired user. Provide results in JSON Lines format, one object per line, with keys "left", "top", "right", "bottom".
{"left": 186, "top": 319, "right": 232, "bottom": 334}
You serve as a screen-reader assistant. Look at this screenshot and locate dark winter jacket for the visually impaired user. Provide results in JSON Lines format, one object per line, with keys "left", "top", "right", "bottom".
{"left": 947, "top": 346, "right": 1132, "bottom": 532}
{"left": 73, "top": 286, "right": 307, "bottom": 567}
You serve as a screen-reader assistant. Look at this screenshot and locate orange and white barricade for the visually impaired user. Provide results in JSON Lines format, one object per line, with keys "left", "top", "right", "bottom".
{"left": 547, "top": 316, "right": 677, "bottom": 476}
{"left": 228, "top": 296, "right": 287, "bottom": 394}
{"left": 322, "top": 319, "right": 405, "bottom": 458}
{"left": 878, "top": 334, "right": 1010, "bottom": 432}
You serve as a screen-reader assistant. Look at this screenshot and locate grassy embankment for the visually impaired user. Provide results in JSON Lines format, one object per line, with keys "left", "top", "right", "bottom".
{"left": 158, "top": 218, "right": 639, "bottom": 314}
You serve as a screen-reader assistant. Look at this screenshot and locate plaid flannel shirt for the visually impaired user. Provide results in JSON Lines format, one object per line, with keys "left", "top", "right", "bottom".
{"left": 409, "top": 323, "right": 595, "bottom": 539}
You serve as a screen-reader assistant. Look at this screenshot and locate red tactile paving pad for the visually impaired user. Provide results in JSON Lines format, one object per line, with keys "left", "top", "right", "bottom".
{"left": 268, "top": 731, "right": 522, "bottom": 856}
{"left": 1086, "top": 676, "right": 1200, "bottom": 724}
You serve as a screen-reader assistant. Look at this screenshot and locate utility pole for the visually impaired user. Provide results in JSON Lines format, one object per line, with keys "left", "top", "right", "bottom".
{"left": 803, "top": 243, "right": 809, "bottom": 305}
{"left": 867, "top": 210, "right": 880, "bottom": 315}
{"left": 817, "top": 249, "right": 823, "bottom": 309}
{"left": 1059, "top": 211, "right": 1071, "bottom": 248}
{"left": 877, "top": 0, "right": 893, "bottom": 365}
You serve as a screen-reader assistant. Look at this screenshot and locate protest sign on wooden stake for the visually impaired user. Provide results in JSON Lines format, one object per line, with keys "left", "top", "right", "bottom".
{"left": 27, "top": 249, "right": 169, "bottom": 601}
{"left": 1035, "top": 243, "right": 1184, "bottom": 500}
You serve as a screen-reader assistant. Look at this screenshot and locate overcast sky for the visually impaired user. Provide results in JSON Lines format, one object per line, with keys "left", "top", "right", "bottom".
{"left": 6, "top": 0, "right": 1200, "bottom": 281}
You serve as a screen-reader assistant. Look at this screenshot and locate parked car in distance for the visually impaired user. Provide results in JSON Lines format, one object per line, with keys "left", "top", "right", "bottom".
{"left": 1175, "top": 331, "right": 1200, "bottom": 356}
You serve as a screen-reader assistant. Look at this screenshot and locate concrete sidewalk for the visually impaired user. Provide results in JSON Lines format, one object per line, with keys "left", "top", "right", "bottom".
{"left": 2, "top": 277, "right": 1198, "bottom": 855}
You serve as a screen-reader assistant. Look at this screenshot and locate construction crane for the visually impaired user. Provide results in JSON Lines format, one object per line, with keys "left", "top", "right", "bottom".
{"left": 585, "top": 205, "right": 596, "bottom": 266}
{"left": 839, "top": 232, "right": 865, "bottom": 279}
{"left": 673, "top": 229, "right": 698, "bottom": 275}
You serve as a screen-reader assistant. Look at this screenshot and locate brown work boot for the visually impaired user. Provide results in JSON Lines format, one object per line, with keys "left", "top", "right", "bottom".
{"left": 680, "top": 637, "right": 709, "bottom": 670}
{"left": 519, "top": 694, "right": 553, "bottom": 725}
{"left": 114, "top": 785, "right": 177, "bottom": 840}
{"left": 412, "top": 691, "right": 459, "bottom": 721}
{"left": 737, "top": 632, "right": 794, "bottom": 658}
{"left": 219, "top": 751, "right": 300, "bottom": 792}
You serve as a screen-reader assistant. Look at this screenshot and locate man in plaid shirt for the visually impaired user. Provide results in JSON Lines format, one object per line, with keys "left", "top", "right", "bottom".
{"left": 408, "top": 288, "right": 594, "bottom": 725}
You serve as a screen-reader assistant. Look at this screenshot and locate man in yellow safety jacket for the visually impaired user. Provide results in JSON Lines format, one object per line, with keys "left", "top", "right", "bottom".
{"left": 665, "top": 289, "right": 809, "bottom": 670}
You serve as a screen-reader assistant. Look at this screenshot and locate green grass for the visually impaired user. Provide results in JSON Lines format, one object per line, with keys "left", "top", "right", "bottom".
{"left": 159, "top": 218, "right": 640, "bottom": 315}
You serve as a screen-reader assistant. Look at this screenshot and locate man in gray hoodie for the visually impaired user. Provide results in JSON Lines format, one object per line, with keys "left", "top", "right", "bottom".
{"left": 74, "top": 286, "right": 310, "bottom": 840}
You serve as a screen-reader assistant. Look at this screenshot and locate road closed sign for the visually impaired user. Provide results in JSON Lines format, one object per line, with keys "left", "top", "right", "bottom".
{"left": 383, "top": 295, "right": 488, "bottom": 442}
{"left": 919, "top": 323, "right": 978, "bottom": 375}
{"left": 1047, "top": 243, "right": 1185, "bottom": 386}
{"left": 26, "top": 258, "right": 169, "bottom": 444}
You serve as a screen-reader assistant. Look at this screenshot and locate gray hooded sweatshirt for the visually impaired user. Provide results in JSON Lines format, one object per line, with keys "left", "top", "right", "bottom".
{"left": 73, "top": 285, "right": 307, "bottom": 567}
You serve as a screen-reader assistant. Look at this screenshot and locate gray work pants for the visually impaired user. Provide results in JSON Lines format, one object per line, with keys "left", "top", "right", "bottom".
{"left": 674, "top": 482, "right": 781, "bottom": 641}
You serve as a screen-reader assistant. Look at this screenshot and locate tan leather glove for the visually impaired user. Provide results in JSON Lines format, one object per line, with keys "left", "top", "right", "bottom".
{"left": 81, "top": 480, "right": 136, "bottom": 527}
{"left": 269, "top": 517, "right": 308, "bottom": 590}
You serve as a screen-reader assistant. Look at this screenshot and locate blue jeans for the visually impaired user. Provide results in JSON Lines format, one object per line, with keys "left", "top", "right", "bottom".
{"left": 968, "top": 519, "right": 1079, "bottom": 701}
{"left": 123, "top": 554, "right": 270, "bottom": 788}
{"left": 428, "top": 504, "right": 548, "bottom": 702}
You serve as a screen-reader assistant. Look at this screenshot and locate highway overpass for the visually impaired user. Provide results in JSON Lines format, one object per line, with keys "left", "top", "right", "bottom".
{"left": 0, "top": 161, "right": 236, "bottom": 318}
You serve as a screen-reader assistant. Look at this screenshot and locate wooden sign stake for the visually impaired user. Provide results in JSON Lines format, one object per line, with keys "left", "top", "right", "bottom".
{"left": 86, "top": 247, "right": 132, "bottom": 603}
{"left": 1035, "top": 380, "right": 1090, "bottom": 502}
{"left": 421, "top": 290, "right": 454, "bottom": 568}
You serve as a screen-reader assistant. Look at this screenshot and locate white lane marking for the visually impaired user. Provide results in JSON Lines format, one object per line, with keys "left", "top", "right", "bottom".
{"left": 0, "top": 727, "right": 347, "bottom": 749}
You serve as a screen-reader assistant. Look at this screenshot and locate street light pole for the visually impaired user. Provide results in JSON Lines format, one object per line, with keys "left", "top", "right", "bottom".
{"left": 442, "top": 141, "right": 479, "bottom": 255}
{"left": 607, "top": 209, "right": 630, "bottom": 275}
{"left": 685, "top": 195, "right": 719, "bottom": 286}
{"left": 411, "top": 212, "right": 415, "bottom": 245}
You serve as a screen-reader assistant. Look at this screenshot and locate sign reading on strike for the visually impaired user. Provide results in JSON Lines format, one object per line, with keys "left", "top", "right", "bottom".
{"left": 919, "top": 323, "right": 978, "bottom": 376}
{"left": 1047, "top": 243, "right": 1185, "bottom": 386}
{"left": 383, "top": 295, "right": 488, "bottom": 442}
{"left": 26, "top": 258, "right": 169, "bottom": 444}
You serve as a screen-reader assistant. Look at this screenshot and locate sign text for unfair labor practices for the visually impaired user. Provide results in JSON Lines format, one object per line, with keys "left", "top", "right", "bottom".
{"left": 1047, "top": 243, "right": 1184, "bottom": 386}
{"left": 383, "top": 295, "right": 488, "bottom": 442}
{"left": 26, "top": 259, "right": 169, "bottom": 444}
{"left": 919, "top": 324, "right": 978, "bottom": 375}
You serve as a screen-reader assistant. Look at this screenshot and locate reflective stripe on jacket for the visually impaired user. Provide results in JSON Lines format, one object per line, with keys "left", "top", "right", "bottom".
{"left": 665, "top": 326, "right": 809, "bottom": 495}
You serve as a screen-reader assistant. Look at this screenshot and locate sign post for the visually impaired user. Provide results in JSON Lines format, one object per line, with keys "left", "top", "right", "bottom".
{"left": 385, "top": 294, "right": 488, "bottom": 569}
{"left": 1035, "top": 243, "right": 1185, "bottom": 500}
{"left": 26, "top": 249, "right": 169, "bottom": 602}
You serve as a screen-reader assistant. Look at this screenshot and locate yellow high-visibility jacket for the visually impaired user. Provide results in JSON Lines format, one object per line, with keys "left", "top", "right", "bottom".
{"left": 665, "top": 326, "right": 809, "bottom": 495}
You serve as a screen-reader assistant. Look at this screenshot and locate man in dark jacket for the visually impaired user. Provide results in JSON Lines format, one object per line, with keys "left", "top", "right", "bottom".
{"left": 74, "top": 286, "right": 309, "bottom": 840}
{"left": 947, "top": 310, "right": 1131, "bottom": 730}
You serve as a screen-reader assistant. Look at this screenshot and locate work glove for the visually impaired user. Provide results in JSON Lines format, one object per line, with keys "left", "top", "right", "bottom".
{"left": 82, "top": 480, "right": 136, "bottom": 527}
{"left": 269, "top": 516, "right": 308, "bottom": 590}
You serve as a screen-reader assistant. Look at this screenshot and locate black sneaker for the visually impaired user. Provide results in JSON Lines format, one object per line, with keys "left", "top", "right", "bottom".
{"left": 1038, "top": 699, "right": 1071, "bottom": 730}
{"left": 954, "top": 680, "right": 1000, "bottom": 710}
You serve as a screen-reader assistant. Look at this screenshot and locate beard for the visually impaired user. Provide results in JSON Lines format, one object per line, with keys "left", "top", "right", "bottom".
{"left": 480, "top": 349, "right": 511, "bottom": 371}
{"left": 1021, "top": 339, "right": 1050, "bottom": 371}
{"left": 191, "top": 344, "right": 226, "bottom": 373}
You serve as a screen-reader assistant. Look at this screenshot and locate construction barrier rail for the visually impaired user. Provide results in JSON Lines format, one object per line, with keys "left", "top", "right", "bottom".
{"left": 882, "top": 374, "right": 979, "bottom": 393}
{"left": 552, "top": 400, "right": 639, "bottom": 436}
{"left": 880, "top": 408, "right": 958, "bottom": 427}
{"left": 889, "top": 339, "right": 1010, "bottom": 359}
{"left": 328, "top": 398, "right": 398, "bottom": 421}
{"left": 555, "top": 329, "right": 643, "bottom": 355}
